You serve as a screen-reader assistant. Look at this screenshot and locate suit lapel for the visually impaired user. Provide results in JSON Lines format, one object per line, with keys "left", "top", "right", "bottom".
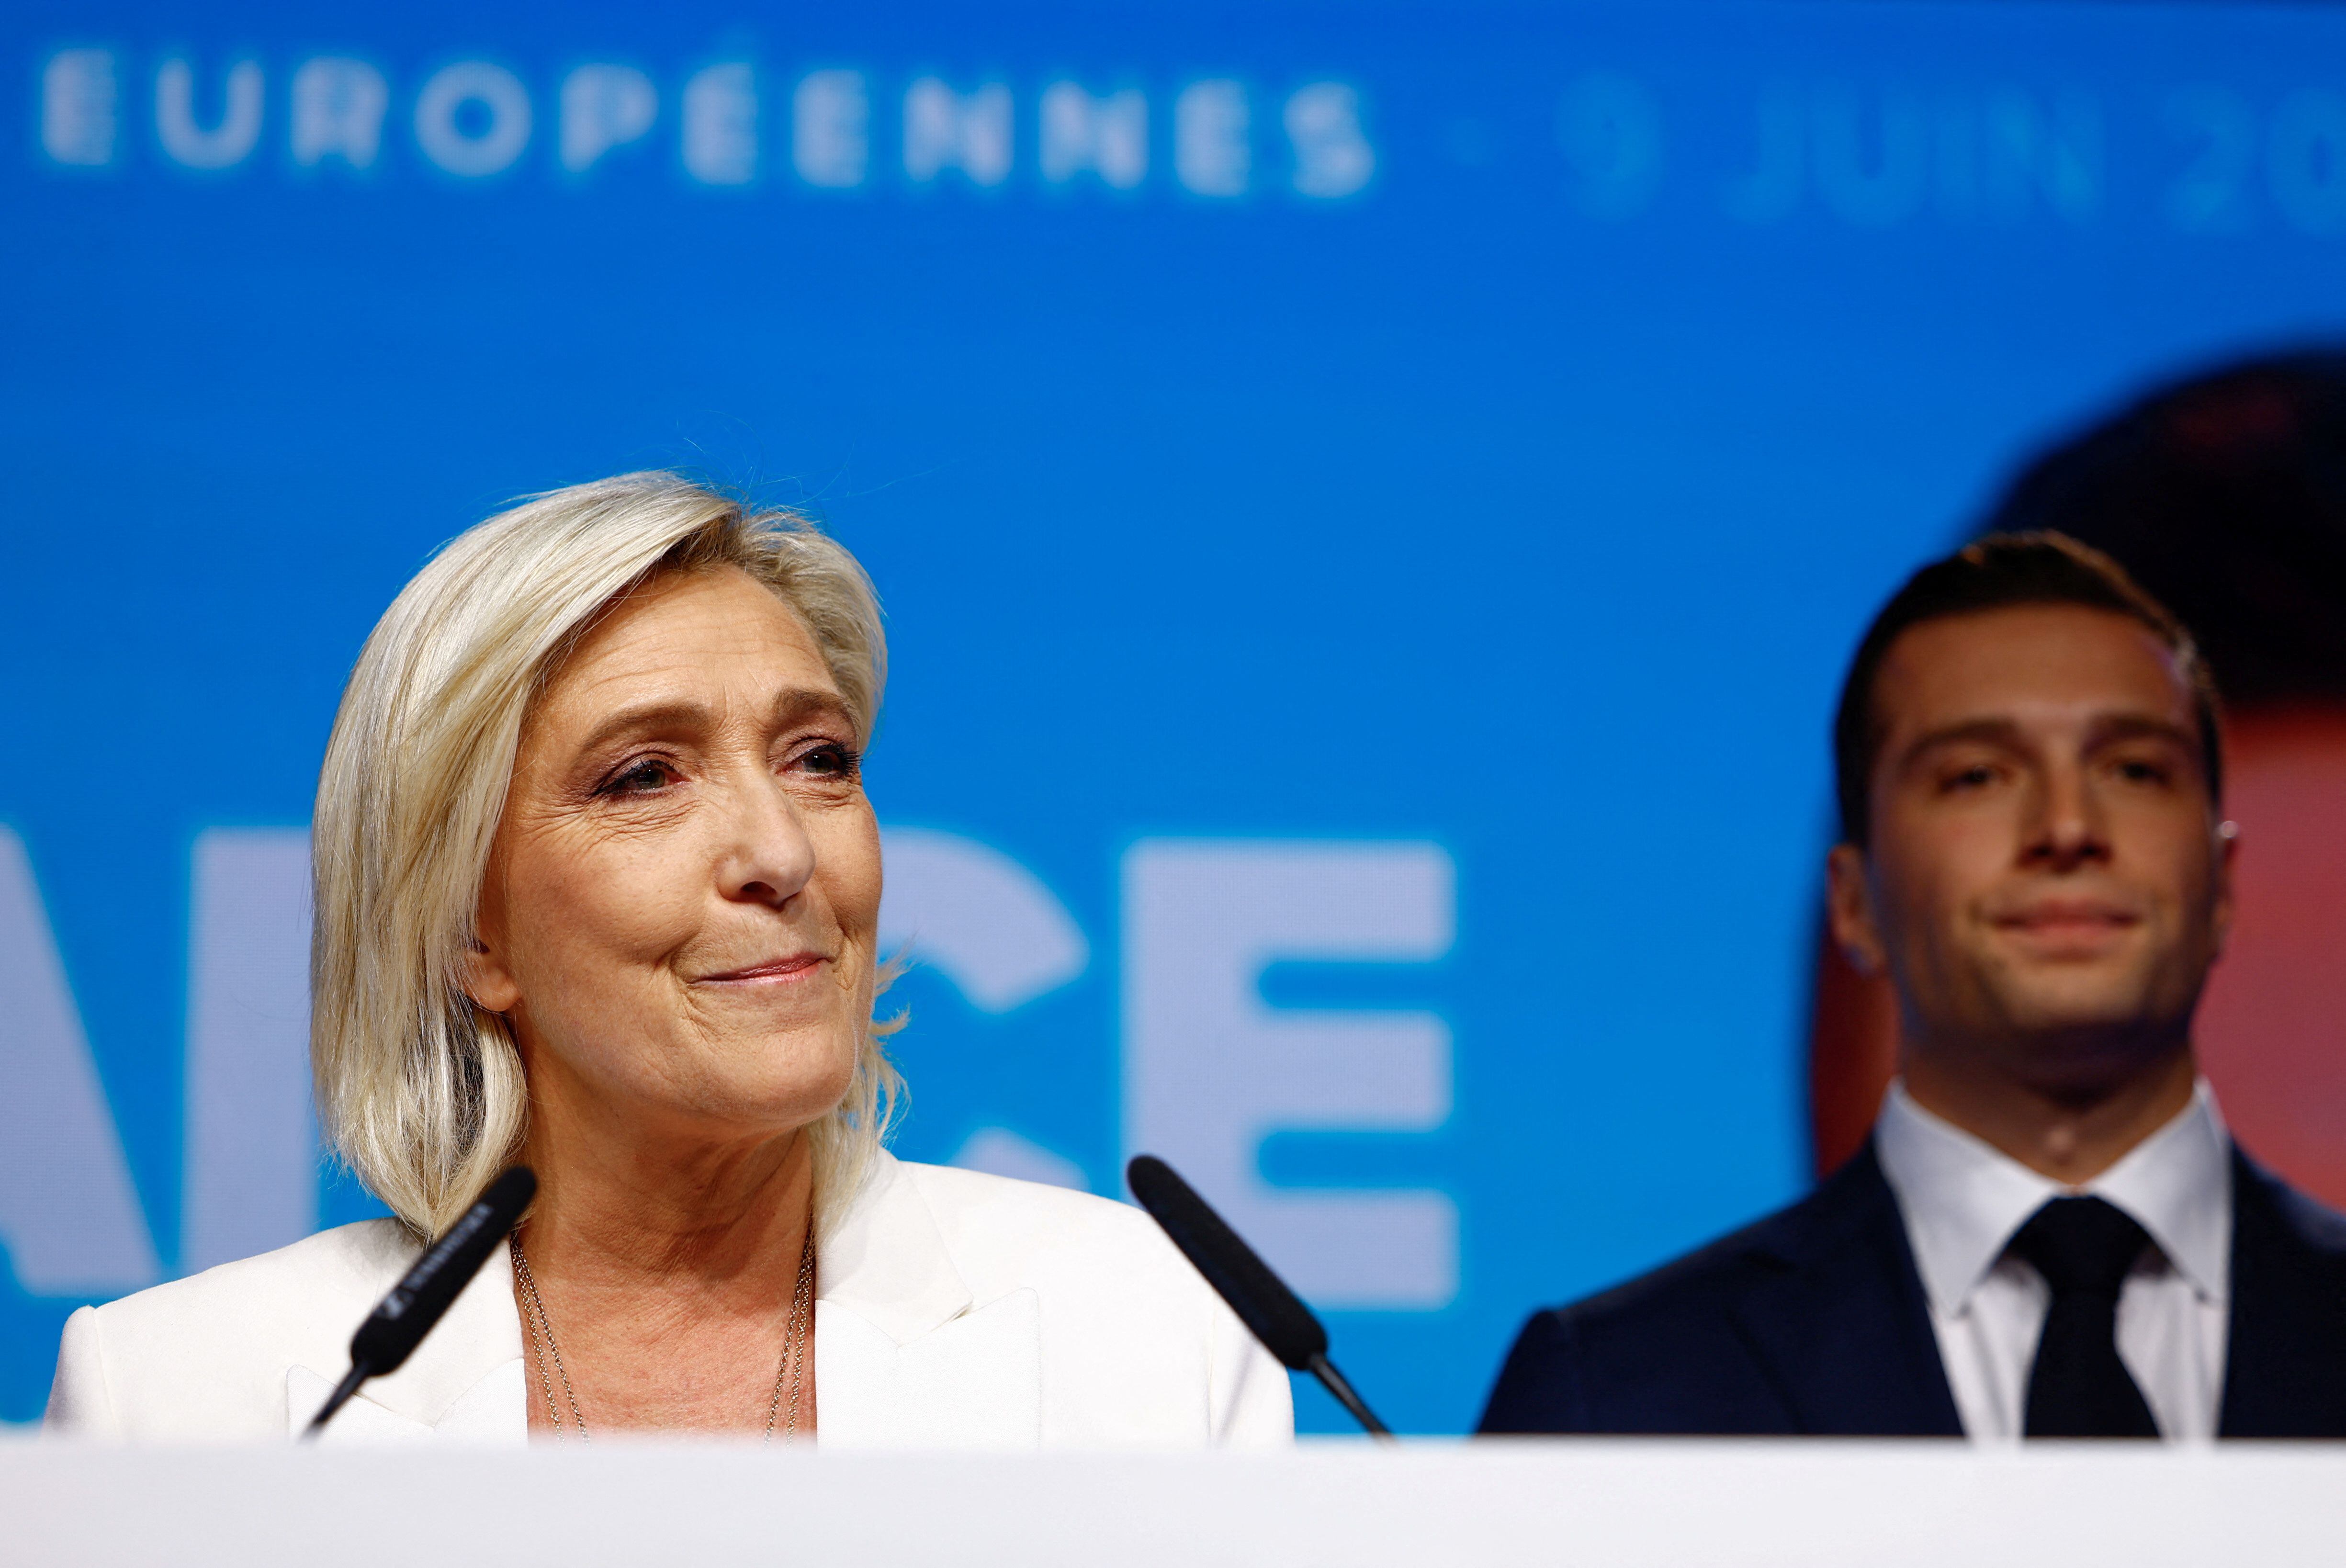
{"left": 286, "top": 1236, "right": 529, "bottom": 1445}
{"left": 287, "top": 1157, "right": 1052, "bottom": 1449}
{"left": 1728, "top": 1145, "right": 1964, "bottom": 1436}
{"left": 2219, "top": 1149, "right": 2346, "bottom": 1438}
{"left": 814, "top": 1153, "right": 1044, "bottom": 1449}
{"left": 816, "top": 1290, "right": 1042, "bottom": 1449}
{"left": 288, "top": 1359, "right": 528, "bottom": 1444}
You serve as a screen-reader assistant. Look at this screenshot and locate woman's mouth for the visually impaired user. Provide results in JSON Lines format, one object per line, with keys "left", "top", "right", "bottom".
{"left": 696, "top": 952, "right": 828, "bottom": 984}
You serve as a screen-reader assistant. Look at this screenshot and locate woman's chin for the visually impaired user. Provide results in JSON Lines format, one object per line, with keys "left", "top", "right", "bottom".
{"left": 687, "top": 1043, "right": 858, "bottom": 1132}
{"left": 690, "top": 981, "right": 866, "bottom": 1038}
{"left": 631, "top": 1088, "right": 848, "bottom": 1151}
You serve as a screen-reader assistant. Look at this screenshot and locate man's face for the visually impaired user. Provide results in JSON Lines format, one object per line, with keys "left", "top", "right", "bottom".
{"left": 1827, "top": 604, "right": 2234, "bottom": 1091}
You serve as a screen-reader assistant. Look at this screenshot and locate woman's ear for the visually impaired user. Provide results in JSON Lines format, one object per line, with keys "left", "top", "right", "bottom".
{"left": 466, "top": 853, "right": 521, "bottom": 1014}
{"left": 462, "top": 939, "right": 522, "bottom": 1015}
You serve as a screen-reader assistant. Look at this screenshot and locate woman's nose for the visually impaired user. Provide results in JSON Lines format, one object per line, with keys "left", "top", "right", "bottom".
{"left": 714, "top": 775, "right": 818, "bottom": 908}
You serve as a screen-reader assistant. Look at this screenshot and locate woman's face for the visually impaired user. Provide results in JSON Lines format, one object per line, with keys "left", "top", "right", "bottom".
{"left": 470, "top": 566, "right": 881, "bottom": 1147}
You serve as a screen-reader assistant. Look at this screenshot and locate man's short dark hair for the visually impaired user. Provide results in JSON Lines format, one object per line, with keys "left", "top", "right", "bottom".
{"left": 1832, "top": 531, "right": 2223, "bottom": 847}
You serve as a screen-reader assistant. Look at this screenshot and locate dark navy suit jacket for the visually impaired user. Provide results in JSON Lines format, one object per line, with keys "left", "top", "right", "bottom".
{"left": 1479, "top": 1140, "right": 2346, "bottom": 1436}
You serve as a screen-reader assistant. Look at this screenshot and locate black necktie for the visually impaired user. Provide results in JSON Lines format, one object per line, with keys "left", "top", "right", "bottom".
{"left": 2008, "top": 1196, "right": 2161, "bottom": 1438}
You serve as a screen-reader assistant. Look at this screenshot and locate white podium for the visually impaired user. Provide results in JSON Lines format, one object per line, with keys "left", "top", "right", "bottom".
{"left": 6, "top": 1439, "right": 2342, "bottom": 1566}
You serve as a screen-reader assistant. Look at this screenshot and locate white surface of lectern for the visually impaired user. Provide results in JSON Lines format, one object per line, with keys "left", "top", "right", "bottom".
{"left": 5, "top": 1439, "right": 2342, "bottom": 1566}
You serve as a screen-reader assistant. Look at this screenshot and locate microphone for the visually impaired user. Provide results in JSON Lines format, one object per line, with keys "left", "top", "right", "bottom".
{"left": 1126, "top": 1154, "right": 1393, "bottom": 1440}
{"left": 303, "top": 1165, "right": 538, "bottom": 1440}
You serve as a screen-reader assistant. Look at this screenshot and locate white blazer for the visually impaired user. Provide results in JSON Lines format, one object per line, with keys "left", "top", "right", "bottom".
{"left": 45, "top": 1152, "right": 1293, "bottom": 1448}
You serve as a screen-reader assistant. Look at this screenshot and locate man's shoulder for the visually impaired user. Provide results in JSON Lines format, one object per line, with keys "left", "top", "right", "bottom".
{"left": 2235, "top": 1148, "right": 2346, "bottom": 1260}
{"left": 1478, "top": 1151, "right": 1914, "bottom": 1434}
{"left": 2216, "top": 1145, "right": 2346, "bottom": 1437}
{"left": 1560, "top": 1150, "right": 1900, "bottom": 1337}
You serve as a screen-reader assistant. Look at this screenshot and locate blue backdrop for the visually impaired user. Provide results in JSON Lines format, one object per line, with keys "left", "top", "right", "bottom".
{"left": 3, "top": 0, "right": 2343, "bottom": 1433}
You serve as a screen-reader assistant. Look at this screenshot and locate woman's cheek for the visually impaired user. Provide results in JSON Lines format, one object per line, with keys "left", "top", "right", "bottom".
{"left": 571, "top": 834, "right": 693, "bottom": 954}
{"left": 827, "top": 809, "right": 886, "bottom": 937}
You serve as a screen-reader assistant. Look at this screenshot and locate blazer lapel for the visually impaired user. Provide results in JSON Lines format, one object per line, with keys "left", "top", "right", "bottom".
{"left": 286, "top": 1360, "right": 527, "bottom": 1445}
{"left": 1728, "top": 1145, "right": 1964, "bottom": 1436}
{"left": 286, "top": 1236, "right": 528, "bottom": 1445}
{"left": 815, "top": 1153, "right": 1044, "bottom": 1449}
{"left": 2220, "top": 1149, "right": 2346, "bottom": 1438}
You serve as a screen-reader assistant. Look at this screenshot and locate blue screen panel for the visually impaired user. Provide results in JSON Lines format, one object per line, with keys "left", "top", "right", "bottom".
{"left": 0, "top": 0, "right": 2339, "bottom": 1432}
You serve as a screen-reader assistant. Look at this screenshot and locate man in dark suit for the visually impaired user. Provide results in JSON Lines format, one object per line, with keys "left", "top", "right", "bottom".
{"left": 1480, "top": 533, "right": 2346, "bottom": 1439}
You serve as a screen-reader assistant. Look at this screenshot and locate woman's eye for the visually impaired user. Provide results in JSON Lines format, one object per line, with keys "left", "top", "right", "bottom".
{"left": 796, "top": 743, "right": 859, "bottom": 780}
{"left": 602, "top": 758, "right": 677, "bottom": 796}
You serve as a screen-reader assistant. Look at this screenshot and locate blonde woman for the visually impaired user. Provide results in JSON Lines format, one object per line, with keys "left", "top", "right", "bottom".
{"left": 45, "top": 473, "right": 1290, "bottom": 1448}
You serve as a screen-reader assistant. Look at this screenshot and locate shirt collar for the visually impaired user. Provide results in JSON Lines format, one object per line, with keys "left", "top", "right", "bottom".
{"left": 2093, "top": 1081, "right": 2232, "bottom": 1304}
{"left": 1875, "top": 1079, "right": 2232, "bottom": 1316}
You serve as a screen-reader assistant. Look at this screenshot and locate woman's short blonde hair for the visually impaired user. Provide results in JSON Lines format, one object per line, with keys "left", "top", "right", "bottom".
{"left": 312, "top": 471, "right": 899, "bottom": 1238}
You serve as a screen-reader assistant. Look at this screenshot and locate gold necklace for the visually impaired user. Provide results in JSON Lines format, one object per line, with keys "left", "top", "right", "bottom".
{"left": 510, "top": 1224, "right": 817, "bottom": 1445}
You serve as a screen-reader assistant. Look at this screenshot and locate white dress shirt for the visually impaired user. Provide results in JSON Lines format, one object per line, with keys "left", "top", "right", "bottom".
{"left": 45, "top": 1151, "right": 1292, "bottom": 1447}
{"left": 1873, "top": 1079, "right": 2231, "bottom": 1442}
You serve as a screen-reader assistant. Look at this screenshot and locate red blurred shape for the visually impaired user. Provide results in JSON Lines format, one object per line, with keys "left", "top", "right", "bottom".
{"left": 1807, "top": 919, "right": 1896, "bottom": 1180}
{"left": 2194, "top": 709, "right": 2346, "bottom": 1210}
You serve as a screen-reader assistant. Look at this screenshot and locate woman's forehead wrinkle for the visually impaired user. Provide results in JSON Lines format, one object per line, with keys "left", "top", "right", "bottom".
{"left": 541, "top": 684, "right": 852, "bottom": 769}
{"left": 546, "top": 623, "right": 842, "bottom": 733}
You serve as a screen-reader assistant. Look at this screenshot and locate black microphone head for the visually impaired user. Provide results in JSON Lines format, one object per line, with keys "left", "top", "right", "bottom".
{"left": 1127, "top": 1155, "right": 1327, "bottom": 1371}
{"left": 349, "top": 1165, "right": 536, "bottom": 1377}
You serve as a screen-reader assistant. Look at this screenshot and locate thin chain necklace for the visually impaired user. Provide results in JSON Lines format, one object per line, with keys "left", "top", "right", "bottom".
{"left": 510, "top": 1222, "right": 817, "bottom": 1446}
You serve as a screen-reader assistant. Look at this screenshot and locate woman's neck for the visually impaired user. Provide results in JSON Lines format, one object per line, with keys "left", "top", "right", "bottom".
{"left": 508, "top": 1085, "right": 821, "bottom": 1434}
{"left": 517, "top": 1109, "right": 815, "bottom": 1301}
